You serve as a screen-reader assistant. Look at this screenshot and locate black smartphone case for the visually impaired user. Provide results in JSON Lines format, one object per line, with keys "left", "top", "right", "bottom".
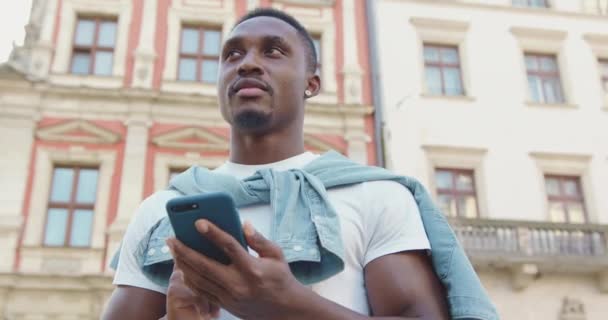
{"left": 166, "top": 192, "right": 248, "bottom": 265}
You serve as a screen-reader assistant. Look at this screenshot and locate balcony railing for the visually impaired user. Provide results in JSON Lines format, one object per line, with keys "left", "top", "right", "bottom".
{"left": 449, "top": 217, "right": 608, "bottom": 271}
{"left": 583, "top": 0, "right": 608, "bottom": 15}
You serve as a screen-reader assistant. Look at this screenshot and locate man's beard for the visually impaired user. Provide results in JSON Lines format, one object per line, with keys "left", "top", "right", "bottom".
{"left": 234, "top": 110, "right": 272, "bottom": 131}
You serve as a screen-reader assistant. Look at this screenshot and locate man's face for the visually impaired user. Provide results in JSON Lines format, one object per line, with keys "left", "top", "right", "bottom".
{"left": 217, "top": 17, "right": 313, "bottom": 134}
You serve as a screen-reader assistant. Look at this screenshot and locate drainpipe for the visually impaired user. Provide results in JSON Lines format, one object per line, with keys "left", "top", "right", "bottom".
{"left": 365, "top": 0, "right": 386, "bottom": 168}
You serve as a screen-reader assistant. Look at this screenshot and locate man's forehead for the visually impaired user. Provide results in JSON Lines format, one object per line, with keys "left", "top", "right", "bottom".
{"left": 227, "top": 16, "right": 300, "bottom": 42}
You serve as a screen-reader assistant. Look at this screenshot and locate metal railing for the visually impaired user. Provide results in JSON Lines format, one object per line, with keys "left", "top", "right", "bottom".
{"left": 449, "top": 217, "right": 608, "bottom": 259}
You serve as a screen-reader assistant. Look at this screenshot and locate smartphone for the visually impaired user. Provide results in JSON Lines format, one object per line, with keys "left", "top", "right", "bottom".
{"left": 166, "top": 192, "right": 248, "bottom": 265}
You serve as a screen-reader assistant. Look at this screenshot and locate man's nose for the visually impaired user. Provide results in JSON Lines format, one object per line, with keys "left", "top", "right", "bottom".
{"left": 237, "top": 51, "right": 263, "bottom": 76}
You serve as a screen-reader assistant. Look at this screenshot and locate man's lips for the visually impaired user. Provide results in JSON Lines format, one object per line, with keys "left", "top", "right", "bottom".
{"left": 230, "top": 78, "right": 271, "bottom": 98}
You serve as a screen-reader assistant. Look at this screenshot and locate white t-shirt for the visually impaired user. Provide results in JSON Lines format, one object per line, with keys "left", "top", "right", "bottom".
{"left": 113, "top": 152, "right": 430, "bottom": 318}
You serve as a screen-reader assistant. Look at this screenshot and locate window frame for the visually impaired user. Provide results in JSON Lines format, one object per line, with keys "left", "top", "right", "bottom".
{"left": 423, "top": 43, "right": 465, "bottom": 96}
{"left": 42, "top": 165, "right": 99, "bottom": 248}
{"left": 544, "top": 175, "right": 588, "bottom": 224}
{"left": 70, "top": 17, "right": 117, "bottom": 76}
{"left": 177, "top": 25, "right": 222, "bottom": 83}
{"left": 435, "top": 167, "right": 479, "bottom": 218}
{"left": 600, "top": 59, "right": 608, "bottom": 93}
{"left": 512, "top": 0, "right": 550, "bottom": 8}
{"left": 524, "top": 53, "right": 565, "bottom": 104}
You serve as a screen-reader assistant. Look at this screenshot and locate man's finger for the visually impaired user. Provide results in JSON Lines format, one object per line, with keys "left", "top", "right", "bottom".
{"left": 168, "top": 238, "right": 230, "bottom": 287}
{"left": 195, "top": 219, "right": 251, "bottom": 267}
{"left": 243, "top": 221, "right": 284, "bottom": 260}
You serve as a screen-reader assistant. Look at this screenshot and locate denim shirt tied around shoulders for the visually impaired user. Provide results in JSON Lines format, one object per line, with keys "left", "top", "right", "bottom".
{"left": 110, "top": 150, "right": 498, "bottom": 320}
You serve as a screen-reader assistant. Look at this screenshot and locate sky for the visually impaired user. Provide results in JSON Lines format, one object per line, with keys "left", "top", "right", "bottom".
{"left": 0, "top": 0, "right": 33, "bottom": 63}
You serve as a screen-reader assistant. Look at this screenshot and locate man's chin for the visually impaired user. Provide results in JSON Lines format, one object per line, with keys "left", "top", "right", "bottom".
{"left": 233, "top": 109, "right": 272, "bottom": 132}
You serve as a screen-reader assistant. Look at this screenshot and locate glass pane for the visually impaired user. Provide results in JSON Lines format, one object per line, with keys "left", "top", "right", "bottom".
{"left": 313, "top": 38, "right": 321, "bottom": 63}
{"left": 76, "top": 169, "right": 99, "bottom": 204}
{"left": 567, "top": 203, "right": 586, "bottom": 224}
{"left": 181, "top": 28, "right": 199, "bottom": 54}
{"left": 456, "top": 172, "right": 474, "bottom": 191}
{"left": 178, "top": 58, "right": 197, "bottom": 81}
{"left": 549, "top": 201, "right": 566, "bottom": 223}
{"left": 563, "top": 179, "right": 580, "bottom": 197}
{"left": 543, "top": 77, "right": 563, "bottom": 103}
{"left": 531, "top": 0, "right": 548, "bottom": 8}
{"left": 457, "top": 196, "right": 478, "bottom": 218}
{"left": 50, "top": 168, "right": 74, "bottom": 202}
{"left": 425, "top": 66, "right": 442, "bottom": 95}
{"left": 70, "top": 209, "right": 94, "bottom": 247}
{"left": 435, "top": 170, "right": 453, "bottom": 190}
{"left": 201, "top": 59, "right": 219, "bottom": 83}
{"left": 423, "top": 46, "right": 439, "bottom": 63}
{"left": 444, "top": 67, "right": 464, "bottom": 96}
{"left": 71, "top": 53, "right": 90, "bottom": 75}
{"left": 440, "top": 47, "right": 459, "bottom": 64}
{"left": 545, "top": 177, "right": 560, "bottom": 196}
{"left": 94, "top": 51, "right": 113, "bottom": 75}
{"left": 203, "top": 30, "right": 221, "bottom": 56}
{"left": 600, "top": 61, "right": 608, "bottom": 77}
{"left": 437, "top": 194, "right": 456, "bottom": 217}
{"left": 74, "top": 19, "right": 95, "bottom": 46}
{"left": 525, "top": 55, "right": 538, "bottom": 71}
{"left": 539, "top": 56, "right": 557, "bottom": 71}
{"left": 528, "top": 75, "right": 542, "bottom": 102}
{"left": 44, "top": 208, "right": 68, "bottom": 246}
{"left": 98, "top": 21, "right": 117, "bottom": 47}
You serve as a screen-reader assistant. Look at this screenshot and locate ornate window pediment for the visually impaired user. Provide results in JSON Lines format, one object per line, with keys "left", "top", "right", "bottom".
{"left": 36, "top": 120, "right": 121, "bottom": 144}
{"left": 152, "top": 127, "right": 229, "bottom": 151}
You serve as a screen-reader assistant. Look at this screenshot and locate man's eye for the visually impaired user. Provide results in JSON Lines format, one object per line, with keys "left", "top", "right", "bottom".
{"left": 225, "top": 50, "right": 242, "bottom": 59}
{"left": 266, "top": 47, "right": 283, "bottom": 56}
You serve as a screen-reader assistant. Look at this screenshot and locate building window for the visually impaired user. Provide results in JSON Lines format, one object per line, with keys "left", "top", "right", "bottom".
{"left": 423, "top": 44, "right": 464, "bottom": 96}
{"left": 312, "top": 35, "right": 321, "bottom": 76}
{"left": 600, "top": 59, "right": 608, "bottom": 93}
{"left": 43, "top": 166, "right": 99, "bottom": 247}
{"left": 70, "top": 18, "right": 117, "bottom": 76}
{"left": 178, "top": 26, "right": 221, "bottom": 83}
{"left": 435, "top": 168, "right": 478, "bottom": 218}
{"left": 583, "top": 0, "right": 608, "bottom": 15}
{"left": 512, "top": 0, "right": 549, "bottom": 8}
{"left": 525, "top": 53, "right": 565, "bottom": 104}
{"left": 545, "top": 175, "right": 587, "bottom": 224}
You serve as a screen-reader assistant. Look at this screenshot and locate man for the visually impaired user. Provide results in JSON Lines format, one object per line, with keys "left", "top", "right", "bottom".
{"left": 103, "top": 8, "right": 494, "bottom": 320}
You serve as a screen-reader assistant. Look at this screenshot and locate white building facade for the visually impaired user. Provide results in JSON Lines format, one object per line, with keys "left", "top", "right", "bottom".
{"left": 372, "top": 0, "right": 608, "bottom": 319}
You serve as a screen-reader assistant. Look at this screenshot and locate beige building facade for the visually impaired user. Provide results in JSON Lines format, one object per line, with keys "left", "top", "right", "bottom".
{"left": 371, "top": 0, "right": 608, "bottom": 319}
{"left": 0, "top": 0, "right": 376, "bottom": 319}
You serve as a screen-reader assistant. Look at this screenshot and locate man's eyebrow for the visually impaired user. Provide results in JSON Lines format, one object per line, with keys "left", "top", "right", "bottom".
{"left": 222, "top": 36, "right": 244, "bottom": 50}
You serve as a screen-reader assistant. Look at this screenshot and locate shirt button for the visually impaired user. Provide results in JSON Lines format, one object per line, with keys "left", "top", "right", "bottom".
{"left": 148, "top": 248, "right": 156, "bottom": 256}
{"left": 161, "top": 245, "right": 170, "bottom": 253}
{"left": 293, "top": 245, "right": 303, "bottom": 251}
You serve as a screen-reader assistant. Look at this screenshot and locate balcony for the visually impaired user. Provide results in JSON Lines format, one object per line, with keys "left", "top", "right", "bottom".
{"left": 449, "top": 217, "right": 608, "bottom": 281}
{"left": 583, "top": 0, "right": 608, "bottom": 15}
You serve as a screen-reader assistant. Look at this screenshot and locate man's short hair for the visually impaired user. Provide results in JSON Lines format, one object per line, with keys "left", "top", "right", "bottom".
{"left": 234, "top": 8, "right": 318, "bottom": 73}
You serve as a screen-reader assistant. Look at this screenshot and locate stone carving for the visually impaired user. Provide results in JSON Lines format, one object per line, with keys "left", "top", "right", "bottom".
{"left": 559, "top": 297, "right": 585, "bottom": 320}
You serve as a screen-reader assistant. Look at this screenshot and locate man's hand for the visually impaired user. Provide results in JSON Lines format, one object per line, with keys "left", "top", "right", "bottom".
{"left": 167, "top": 220, "right": 307, "bottom": 320}
{"left": 164, "top": 263, "right": 220, "bottom": 320}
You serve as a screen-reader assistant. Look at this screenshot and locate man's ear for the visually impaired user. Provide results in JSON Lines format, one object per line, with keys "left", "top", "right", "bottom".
{"left": 305, "top": 74, "right": 321, "bottom": 99}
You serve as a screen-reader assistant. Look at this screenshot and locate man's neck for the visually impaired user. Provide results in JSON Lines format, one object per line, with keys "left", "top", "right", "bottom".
{"left": 229, "top": 129, "right": 306, "bottom": 165}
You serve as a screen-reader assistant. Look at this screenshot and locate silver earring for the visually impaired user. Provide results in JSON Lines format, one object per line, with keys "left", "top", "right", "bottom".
{"left": 305, "top": 90, "right": 312, "bottom": 97}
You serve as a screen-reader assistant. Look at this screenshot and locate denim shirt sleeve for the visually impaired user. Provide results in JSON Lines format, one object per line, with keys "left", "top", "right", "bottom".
{"left": 402, "top": 178, "right": 499, "bottom": 320}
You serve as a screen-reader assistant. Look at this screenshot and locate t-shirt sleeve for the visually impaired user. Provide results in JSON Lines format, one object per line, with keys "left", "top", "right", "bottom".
{"left": 363, "top": 181, "right": 431, "bottom": 266}
{"left": 112, "top": 190, "right": 177, "bottom": 294}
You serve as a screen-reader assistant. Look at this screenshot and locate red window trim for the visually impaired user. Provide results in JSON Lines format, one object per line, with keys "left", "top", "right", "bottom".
{"left": 178, "top": 25, "right": 222, "bottom": 83}
{"left": 70, "top": 17, "right": 117, "bottom": 76}
{"left": 42, "top": 166, "right": 98, "bottom": 248}
{"left": 525, "top": 53, "right": 564, "bottom": 103}
{"left": 545, "top": 175, "right": 587, "bottom": 223}
{"left": 436, "top": 168, "right": 479, "bottom": 218}
{"left": 423, "top": 44, "right": 464, "bottom": 96}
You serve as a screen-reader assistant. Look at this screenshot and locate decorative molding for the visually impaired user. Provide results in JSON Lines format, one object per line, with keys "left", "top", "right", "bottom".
{"left": 509, "top": 263, "right": 539, "bottom": 291}
{"left": 273, "top": 0, "right": 335, "bottom": 7}
{"left": 409, "top": 17, "right": 469, "bottom": 44}
{"left": 559, "top": 297, "right": 586, "bottom": 320}
{"left": 36, "top": 119, "right": 121, "bottom": 144}
{"left": 583, "top": 33, "right": 608, "bottom": 58}
{"left": 153, "top": 152, "right": 225, "bottom": 192}
{"left": 510, "top": 26, "right": 567, "bottom": 53}
{"left": 304, "top": 134, "right": 342, "bottom": 152}
{"left": 152, "top": 127, "right": 229, "bottom": 151}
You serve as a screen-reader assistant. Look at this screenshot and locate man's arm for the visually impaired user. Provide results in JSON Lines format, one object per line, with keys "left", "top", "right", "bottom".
{"left": 102, "top": 285, "right": 166, "bottom": 320}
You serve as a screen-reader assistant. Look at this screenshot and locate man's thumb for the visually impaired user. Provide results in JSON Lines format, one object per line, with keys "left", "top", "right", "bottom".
{"left": 243, "top": 221, "right": 283, "bottom": 259}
